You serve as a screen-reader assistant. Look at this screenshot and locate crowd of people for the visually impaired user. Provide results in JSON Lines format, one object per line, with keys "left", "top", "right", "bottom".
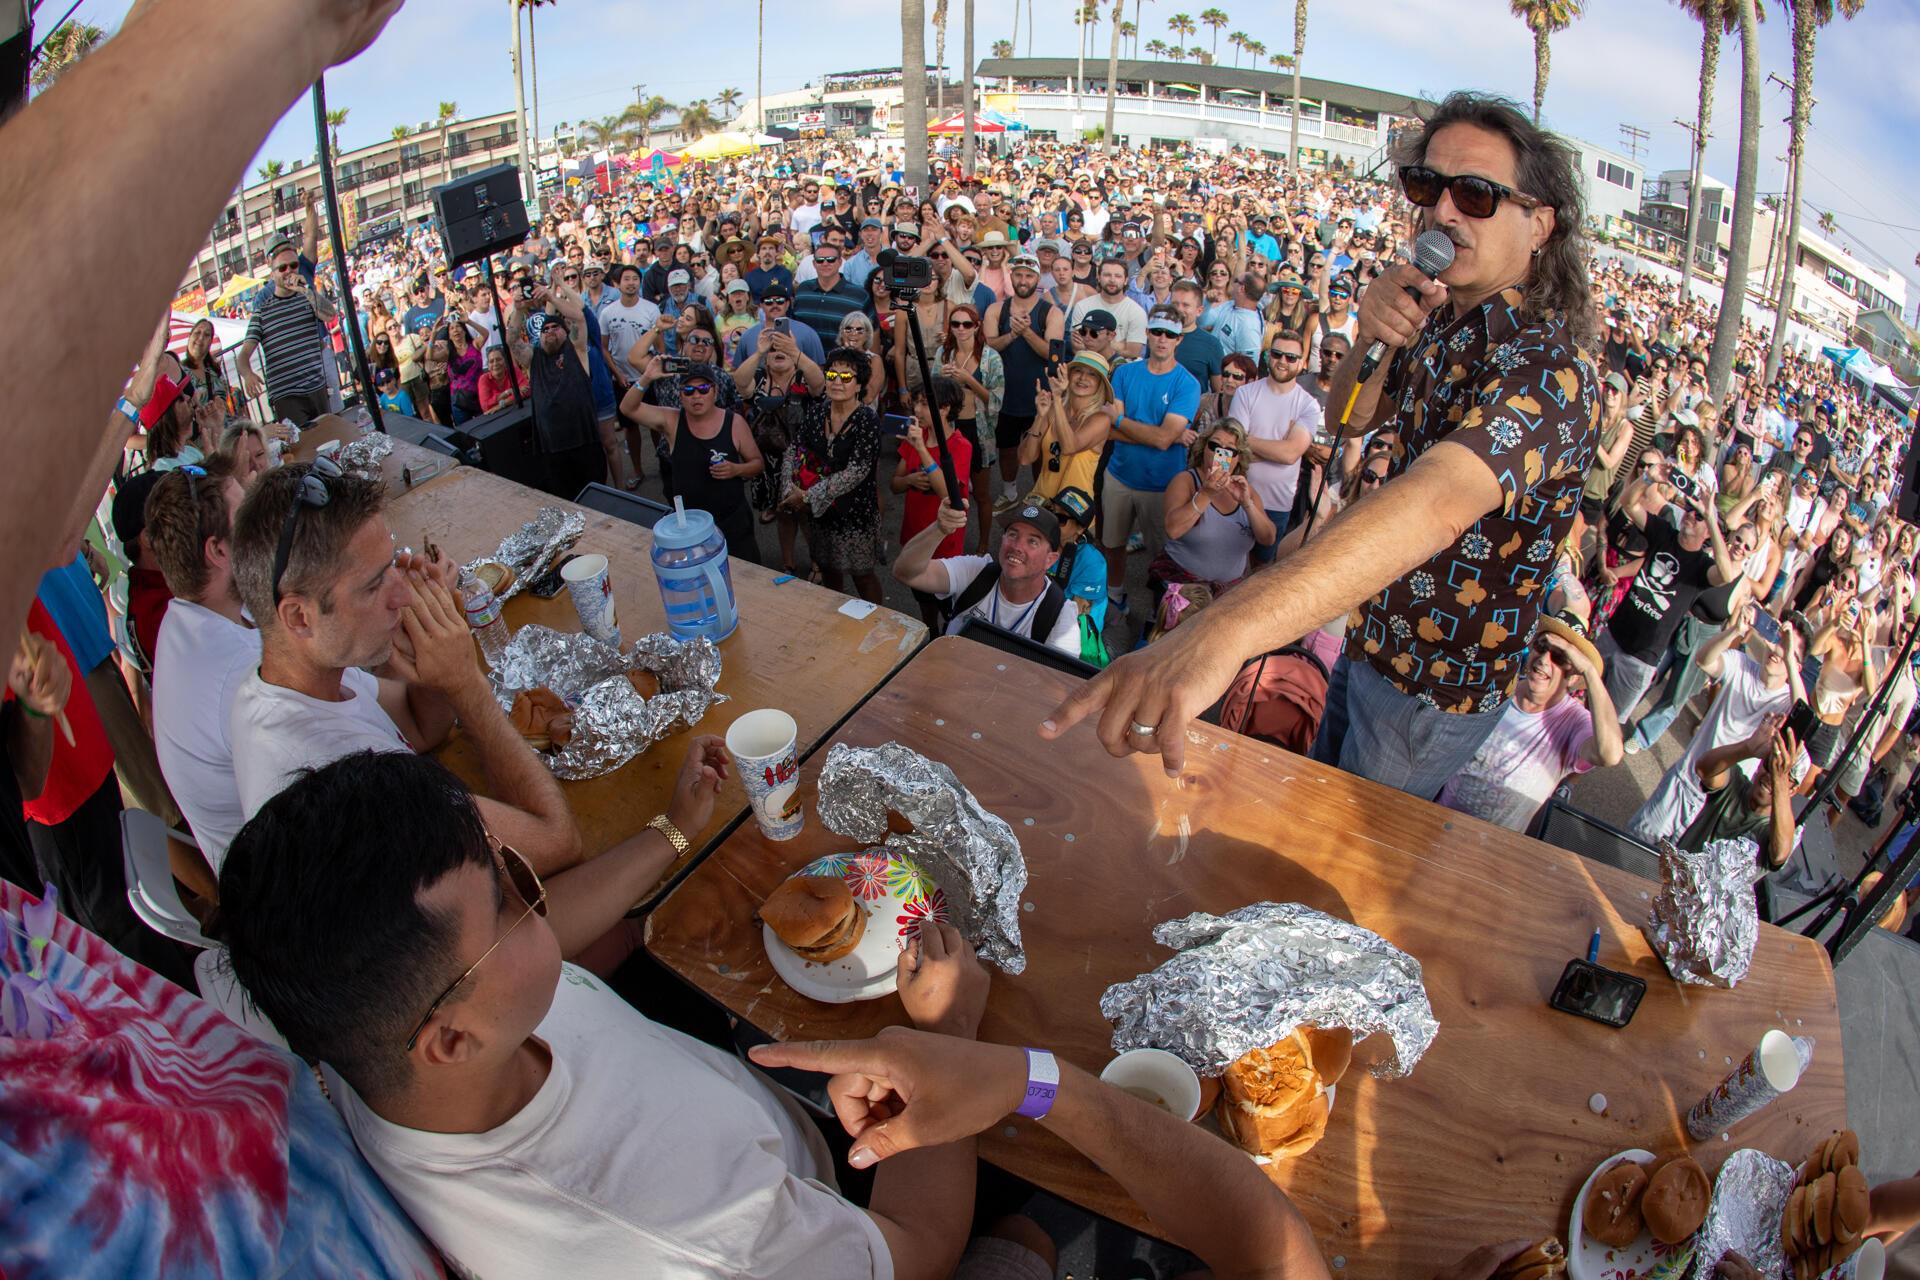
{"left": 4, "top": 12, "right": 1919, "bottom": 1271}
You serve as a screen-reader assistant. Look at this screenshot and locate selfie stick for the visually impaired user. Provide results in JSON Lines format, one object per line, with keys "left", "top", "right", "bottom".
{"left": 903, "top": 303, "right": 963, "bottom": 510}
{"left": 311, "top": 76, "right": 386, "bottom": 433}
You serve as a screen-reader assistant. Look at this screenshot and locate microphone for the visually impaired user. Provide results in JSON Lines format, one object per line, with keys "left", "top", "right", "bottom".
{"left": 1349, "top": 229, "right": 1456, "bottom": 386}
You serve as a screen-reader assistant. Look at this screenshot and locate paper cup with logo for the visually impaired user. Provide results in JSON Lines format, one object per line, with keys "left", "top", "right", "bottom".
{"left": 561, "top": 553, "right": 620, "bottom": 646}
{"left": 1100, "top": 1048, "right": 1202, "bottom": 1122}
{"left": 726, "top": 709, "right": 803, "bottom": 841}
{"left": 1686, "top": 1028, "right": 1802, "bottom": 1140}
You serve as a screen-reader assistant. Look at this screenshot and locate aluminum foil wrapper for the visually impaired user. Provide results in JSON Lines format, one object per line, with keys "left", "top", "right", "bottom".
{"left": 333, "top": 433, "right": 393, "bottom": 480}
{"left": 1645, "top": 836, "right": 1759, "bottom": 988}
{"left": 490, "top": 625, "right": 722, "bottom": 780}
{"left": 1688, "top": 1147, "right": 1792, "bottom": 1280}
{"left": 1101, "top": 902, "right": 1439, "bottom": 1078}
{"left": 814, "top": 742, "right": 1027, "bottom": 975}
{"left": 463, "top": 507, "right": 586, "bottom": 602}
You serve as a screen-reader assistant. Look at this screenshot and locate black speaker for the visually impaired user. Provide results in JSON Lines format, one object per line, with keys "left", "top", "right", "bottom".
{"left": 451, "top": 399, "right": 546, "bottom": 490}
{"left": 431, "top": 163, "right": 530, "bottom": 270}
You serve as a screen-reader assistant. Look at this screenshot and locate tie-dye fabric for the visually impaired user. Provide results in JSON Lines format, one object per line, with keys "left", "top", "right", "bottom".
{"left": 1345, "top": 288, "right": 1598, "bottom": 713}
{"left": 0, "top": 880, "right": 443, "bottom": 1279}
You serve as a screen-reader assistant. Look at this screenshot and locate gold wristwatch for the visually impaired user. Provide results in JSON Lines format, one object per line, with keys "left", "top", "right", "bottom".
{"left": 648, "top": 813, "right": 691, "bottom": 856}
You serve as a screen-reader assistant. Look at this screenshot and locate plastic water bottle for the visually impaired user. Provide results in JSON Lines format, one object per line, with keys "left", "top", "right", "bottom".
{"left": 460, "top": 570, "right": 511, "bottom": 666}
{"left": 649, "top": 498, "right": 738, "bottom": 642}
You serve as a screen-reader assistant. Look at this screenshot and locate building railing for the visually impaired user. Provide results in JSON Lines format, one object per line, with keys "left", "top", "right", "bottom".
{"left": 1004, "top": 87, "right": 1374, "bottom": 143}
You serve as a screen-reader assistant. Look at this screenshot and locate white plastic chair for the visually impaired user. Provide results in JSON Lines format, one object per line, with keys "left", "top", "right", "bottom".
{"left": 119, "top": 807, "right": 212, "bottom": 949}
{"left": 193, "top": 948, "right": 289, "bottom": 1049}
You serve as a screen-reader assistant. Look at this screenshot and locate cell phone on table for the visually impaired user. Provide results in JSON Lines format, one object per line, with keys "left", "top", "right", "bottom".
{"left": 1549, "top": 958, "right": 1646, "bottom": 1028}
{"left": 1785, "top": 698, "right": 1817, "bottom": 744}
{"left": 1749, "top": 610, "right": 1781, "bottom": 647}
{"left": 528, "top": 554, "right": 577, "bottom": 598}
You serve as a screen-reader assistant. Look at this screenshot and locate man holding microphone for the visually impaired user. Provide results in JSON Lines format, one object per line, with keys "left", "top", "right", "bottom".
{"left": 1041, "top": 92, "right": 1600, "bottom": 797}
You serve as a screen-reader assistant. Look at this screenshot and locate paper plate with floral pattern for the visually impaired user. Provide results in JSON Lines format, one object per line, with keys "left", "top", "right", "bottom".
{"left": 763, "top": 851, "right": 950, "bottom": 1004}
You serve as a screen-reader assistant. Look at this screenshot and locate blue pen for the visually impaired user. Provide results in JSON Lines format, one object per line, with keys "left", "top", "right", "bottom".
{"left": 1587, "top": 929, "right": 1601, "bottom": 964}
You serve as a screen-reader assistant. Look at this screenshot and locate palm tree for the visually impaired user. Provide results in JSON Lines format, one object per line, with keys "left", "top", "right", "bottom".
{"left": 903, "top": 0, "right": 930, "bottom": 195}
{"left": 1168, "top": 45, "right": 1186, "bottom": 61}
{"left": 1198, "top": 7, "right": 1228, "bottom": 57}
{"left": 1188, "top": 44, "right": 1207, "bottom": 61}
{"left": 933, "top": 0, "right": 950, "bottom": 111}
{"left": 586, "top": 116, "right": 623, "bottom": 150}
{"left": 622, "top": 93, "right": 675, "bottom": 147}
{"left": 437, "top": 101, "right": 459, "bottom": 183}
{"left": 962, "top": 0, "right": 978, "bottom": 174}
{"left": 1102, "top": 0, "right": 1126, "bottom": 153}
{"left": 1708, "top": 0, "right": 1763, "bottom": 398}
{"left": 508, "top": 0, "right": 533, "bottom": 205}
{"left": 1167, "top": 12, "right": 1196, "bottom": 44}
{"left": 1144, "top": 37, "right": 1169, "bottom": 56}
{"left": 1245, "top": 38, "right": 1267, "bottom": 66}
{"left": 324, "top": 108, "right": 350, "bottom": 157}
{"left": 390, "top": 126, "right": 410, "bottom": 176}
{"left": 1119, "top": 22, "right": 1137, "bottom": 54}
{"left": 1288, "top": 0, "right": 1307, "bottom": 172}
{"left": 1764, "top": 0, "right": 1865, "bottom": 384}
{"left": 716, "top": 87, "right": 743, "bottom": 120}
{"left": 1816, "top": 209, "right": 1838, "bottom": 239}
{"left": 257, "top": 159, "right": 286, "bottom": 198}
{"left": 1671, "top": 0, "right": 1763, "bottom": 301}
{"left": 757, "top": 0, "right": 765, "bottom": 130}
{"left": 29, "top": 21, "right": 105, "bottom": 90}
{"left": 234, "top": 176, "right": 257, "bottom": 274}
{"left": 1268, "top": 50, "right": 1290, "bottom": 71}
{"left": 1010, "top": 0, "right": 1020, "bottom": 64}
{"left": 1226, "top": 30, "right": 1247, "bottom": 64}
{"left": 515, "top": 0, "right": 557, "bottom": 147}
{"left": 1132, "top": 0, "right": 1155, "bottom": 62}
{"left": 1508, "top": 0, "right": 1583, "bottom": 125}
{"left": 680, "top": 99, "right": 720, "bottom": 141}
{"left": 993, "top": 37, "right": 1014, "bottom": 57}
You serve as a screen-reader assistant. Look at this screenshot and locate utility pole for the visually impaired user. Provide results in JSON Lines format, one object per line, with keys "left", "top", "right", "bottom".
{"left": 1673, "top": 117, "right": 1708, "bottom": 300}
{"left": 1617, "top": 122, "right": 1649, "bottom": 166}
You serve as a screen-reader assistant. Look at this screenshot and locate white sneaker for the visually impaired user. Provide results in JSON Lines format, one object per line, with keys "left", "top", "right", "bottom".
{"left": 1624, "top": 738, "right": 1643, "bottom": 756}
{"left": 992, "top": 491, "right": 1018, "bottom": 514}
{"left": 1126, "top": 531, "right": 1146, "bottom": 552}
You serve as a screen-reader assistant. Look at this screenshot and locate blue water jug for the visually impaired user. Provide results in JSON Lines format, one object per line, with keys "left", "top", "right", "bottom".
{"left": 649, "top": 499, "right": 739, "bottom": 642}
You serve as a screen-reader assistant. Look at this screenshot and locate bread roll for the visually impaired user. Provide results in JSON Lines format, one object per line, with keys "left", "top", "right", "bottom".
{"left": 1215, "top": 1025, "right": 1353, "bottom": 1160}
{"left": 1642, "top": 1156, "right": 1710, "bottom": 1244}
{"left": 1834, "top": 1164, "right": 1869, "bottom": 1245}
{"left": 760, "top": 875, "right": 866, "bottom": 963}
{"left": 1583, "top": 1161, "right": 1650, "bottom": 1248}
{"left": 1490, "top": 1238, "right": 1565, "bottom": 1280}
{"left": 510, "top": 688, "right": 571, "bottom": 750}
{"left": 474, "top": 561, "right": 516, "bottom": 596}
{"left": 1810, "top": 1171, "right": 1836, "bottom": 1246}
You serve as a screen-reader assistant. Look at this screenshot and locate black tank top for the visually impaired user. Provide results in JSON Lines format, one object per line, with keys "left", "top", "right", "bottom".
{"left": 997, "top": 296, "right": 1053, "bottom": 418}
{"left": 670, "top": 405, "right": 748, "bottom": 519}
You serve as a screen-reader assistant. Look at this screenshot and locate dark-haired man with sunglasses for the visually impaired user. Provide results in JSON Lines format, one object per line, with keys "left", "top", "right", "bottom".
{"left": 227, "top": 463, "right": 581, "bottom": 873}
{"left": 789, "top": 244, "right": 866, "bottom": 350}
{"left": 1045, "top": 92, "right": 1599, "bottom": 796}
{"left": 1231, "top": 329, "right": 1322, "bottom": 561}
{"left": 506, "top": 275, "right": 609, "bottom": 500}
{"left": 238, "top": 241, "right": 335, "bottom": 426}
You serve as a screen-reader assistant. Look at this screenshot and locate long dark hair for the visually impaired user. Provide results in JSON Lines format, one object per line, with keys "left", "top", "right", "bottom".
{"left": 1395, "top": 91, "right": 1595, "bottom": 349}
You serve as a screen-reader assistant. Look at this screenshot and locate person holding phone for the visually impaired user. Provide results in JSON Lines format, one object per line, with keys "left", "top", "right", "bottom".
{"left": 1152, "top": 420, "right": 1276, "bottom": 609}
{"left": 890, "top": 376, "right": 970, "bottom": 631}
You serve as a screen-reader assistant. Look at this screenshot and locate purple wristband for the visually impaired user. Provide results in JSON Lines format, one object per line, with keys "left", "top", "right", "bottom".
{"left": 1015, "top": 1047, "right": 1059, "bottom": 1120}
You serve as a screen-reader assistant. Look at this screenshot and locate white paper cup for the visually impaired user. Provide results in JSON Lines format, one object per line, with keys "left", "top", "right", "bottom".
{"left": 1686, "top": 1027, "right": 1802, "bottom": 1140}
{"left": 1100, "top": 1048, "right": 1203, "bottom": 1122}
{"left": 561, "top": 553, "right": 620, "bottom": 645}
{"left": 726, "top": 709, "right": 803, "bottom": 841}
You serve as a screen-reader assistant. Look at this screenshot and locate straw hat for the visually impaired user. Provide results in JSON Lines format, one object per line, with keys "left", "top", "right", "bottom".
{"left": 1537, "top": 611, "right": 1603, "bottom": 677}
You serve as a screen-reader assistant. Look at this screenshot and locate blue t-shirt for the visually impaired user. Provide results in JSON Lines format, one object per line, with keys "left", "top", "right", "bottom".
{"left": 401, "top": 301, "right": 445, "bottom": 338}
{"left": 1107, "top": 360, "right": 1202, "bottom": 493}
{"left": 577, "top": 304, "right": 618, "bottom": 411}
{"left": 744, "top": 265, "right": 794, "bottom": 301}
{"left": 1052, "top": 539, "right": 1109, "bottom": 635}
{"left": 36, "top": 558, "right": 115, "bottom": 673}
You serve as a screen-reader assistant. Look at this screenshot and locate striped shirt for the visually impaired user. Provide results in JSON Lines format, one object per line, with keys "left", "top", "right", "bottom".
{"left": 244, "top": 288, "right": 328, "bottom": 399}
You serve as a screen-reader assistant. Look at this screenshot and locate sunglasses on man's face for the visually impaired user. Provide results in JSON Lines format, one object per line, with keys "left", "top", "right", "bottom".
{"left": 404, "top": 842, "right": 546, "bottom": 1053}
{"left": 1399, "top": 164, "right": 1542, "bottom": 219}
{"left": 1269, "top": 350, "right": 1303, "bottom": 364}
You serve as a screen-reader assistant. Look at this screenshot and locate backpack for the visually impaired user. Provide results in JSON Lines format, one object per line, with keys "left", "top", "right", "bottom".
{"left": 950, "top": 562, "right": 1068, "bottom": 648}
{"left": 1216, "top": 644, "right": 1330, "bottom": 755}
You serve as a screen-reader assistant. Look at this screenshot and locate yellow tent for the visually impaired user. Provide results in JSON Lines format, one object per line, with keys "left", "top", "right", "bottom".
{"left": 211, "top": 273, "right": 263, "bottom": 308}
{"left": 679, "top": 131, "right": 757, "bottom": 159}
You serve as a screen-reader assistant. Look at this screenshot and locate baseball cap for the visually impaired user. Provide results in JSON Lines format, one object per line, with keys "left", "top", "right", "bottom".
{"left": 1671, "top": 407, "right": 1700, "bottom": 427}
{"left": 667, "top": 268, "right": 691, "bottom": 286}
{"left": 761, "top": 282, "right": 794, "bottom": 301}
{"left": 1001, "top": 501, "right": 1062, "bottom": 550}
{"left": 583, "top": 259, "right": 606, "bottom": 273}
{"left": 1009, "top": 252, "right": 1040, "bottom": 271}
{"left": 140, "top": 373, "right": 192, "bottom": 429}
{"left": 860, "top": 217, "right": 883, "bottom": 229}
{"left": 1079, "top": 308, "right": 1117, "bottom": 333}
{"left": 1604, "top": 372, "right": 1629, "bottom": 394}
{"left": 111, "top": 469, "right": 166, "bottom": 551}
{"left": 1047, "top": 485, "right": 1095, "bottom": 528}
{"left": 725, "top": 278, "right": 751, "bottom": 294}
{"left": 893, "top": 221, "right": 921, "bottom": 238}
{"left": 1146, "top": 306, "right": 1183, "bottom": 336}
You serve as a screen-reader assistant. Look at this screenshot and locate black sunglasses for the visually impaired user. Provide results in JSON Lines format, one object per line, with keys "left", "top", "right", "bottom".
{"left": 1399, "top": 164, "right": 1542, "bottom": 219}
{"left": 1077, "top": 326, "right": 1107, "bottom": 338}
{"left": 681, "top": 380, "right": 716, "bottom": 394}
{"left": 1269, "top": 350, "right": 1303, "bottom": 363}
{"left": 270, "top": 456, "right": 342, "bottom": 605}
{"left": 404, "top": 842, "right": 546, "bottom": 1052}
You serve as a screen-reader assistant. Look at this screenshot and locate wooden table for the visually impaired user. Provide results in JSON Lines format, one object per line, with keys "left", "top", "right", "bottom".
{"left": 382, "top": 466, "right": 928, "bottom": 900}
{"left": 646, "top": 636, "right": 1847, "bottom": 1277}
{"left": 288, "top": 414, "right": 458, "bottom": 502}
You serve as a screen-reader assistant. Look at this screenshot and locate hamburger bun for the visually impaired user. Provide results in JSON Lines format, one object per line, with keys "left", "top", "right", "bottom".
{"left": 1643, "top": 1156, "right": 1711, "bottom": 1244}
{"left": 1834, "top": 1164, "right": 1869, "bottom": 1245}
{"left": 474, "top": 561, "right": 516, "bottom": 596}
{"left": 1216, "top": 1025, "right": 1352, "bottom": 1159}
{"left": 1582, "top": 1160, "right": 1650, "bottom": 1248}
{"left": 1809, "top": 1171, "right": 1836, "bottom": 1246}
{"left": 627, "top": 669, "right": 660, "bottom": 700}
{"left": 510, "top": 688, "right": 573, "bottom": 750}
{"left": 1490, "top": 1238, "right": 1566, "bottom": 1280}
{"left": 761, "top": 875, "right": 866, "bottom": 964}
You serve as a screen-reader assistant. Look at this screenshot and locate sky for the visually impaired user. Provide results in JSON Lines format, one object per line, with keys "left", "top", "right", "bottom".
{"left": 59, "top": 0, "right": 1920, "bottom": 319}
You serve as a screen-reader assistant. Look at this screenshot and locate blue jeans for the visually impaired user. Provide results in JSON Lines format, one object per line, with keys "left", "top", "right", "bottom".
{"left": 1338, "top": 660, "right": 1507, "bottom": 799}
{"left": 1251, "top": 508, "right": 1293, "bottom": 565}
{"left": 1310, "top": 653, "right": 1351, "bottom": 765}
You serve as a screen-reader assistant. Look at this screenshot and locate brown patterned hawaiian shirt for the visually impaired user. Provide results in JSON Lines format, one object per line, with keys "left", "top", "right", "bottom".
{"left": 1343, "top": 287, "right": 1598, "bottom": 713}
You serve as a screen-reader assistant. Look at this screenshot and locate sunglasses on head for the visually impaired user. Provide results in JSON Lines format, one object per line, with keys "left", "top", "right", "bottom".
{"left": 1399, "top": 164, "right": 1542, "bottom": 219}
{"left": 404, "top": 841, "right": 546, "bottom": 1052}
{"left": 271, "top": 456, "right": 342, "bottom": 605}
